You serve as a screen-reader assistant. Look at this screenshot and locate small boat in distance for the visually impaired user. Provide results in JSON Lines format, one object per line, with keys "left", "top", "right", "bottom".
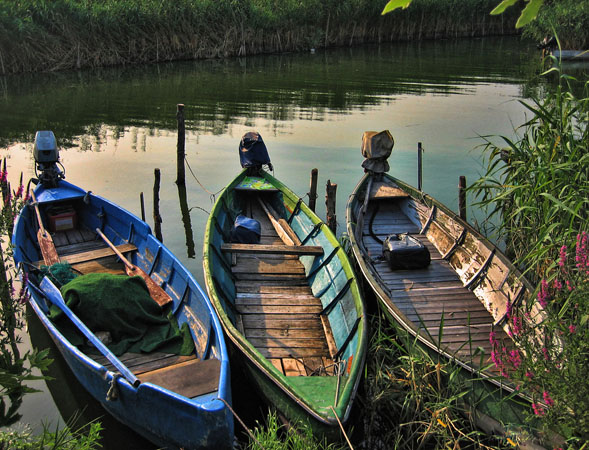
{"left": 346, "top": 131, "right": 547, "bottom": 444}
{"left": 13, "top": 131, "right": 233, "bottom": 449}
{"left": 203, "top": 132, "right": 367, "bottom": 440}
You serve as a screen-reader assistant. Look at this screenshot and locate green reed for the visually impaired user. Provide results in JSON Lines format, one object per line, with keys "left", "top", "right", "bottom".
{"left": 0, "top": 0, "right": 518, "bottom": 74}
{"left": 357, "top": 312, "right": 511, "bottom": 449}
{"left": 468, "top": 67, "right": 588, "bottom": 280}
{"left": 244, "top": 411, "right": 345, "bottom": 450}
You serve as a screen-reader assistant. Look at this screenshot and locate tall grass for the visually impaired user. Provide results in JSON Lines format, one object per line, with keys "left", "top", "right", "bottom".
{"left": 468, "top": 68, "right": 588, "bottom": 280}
{"left": 0, "top": 0, "right": 519, "bottom": 74}
{"left": 356, "top": 313, "right": 511, "bottom": 449}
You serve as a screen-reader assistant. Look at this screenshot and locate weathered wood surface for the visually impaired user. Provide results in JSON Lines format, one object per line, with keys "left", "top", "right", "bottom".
{"left": 221, "top": 243, "right": 323, "bottom": 256}
{"left": 361, "top": 198, "right": 512, "bottom": 374}
{"left": 138, "top": 358, "right": 221, "bottom": 399}
{"left": 232, "top": 195, "right": 335, "bottom": 376}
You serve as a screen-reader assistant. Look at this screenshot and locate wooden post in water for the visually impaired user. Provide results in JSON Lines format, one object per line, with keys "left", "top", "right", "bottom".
{"left": 326, "top": 180, "right": 337, "bottom": 234}
{"left": 153, "top": 168, "right": 163, "bottom": 242}
{"left": 176, "top": 104, "right": 185, "bottom": 187}
{"left": 139, "top": 192, "right": 145, "bottom": 222}
{"left": 308, "top": 168, "right": 318, "bottom": 212}
{"left": 417, "top": 142, "right": 423, "bottom": 191}
{"left": 459, "top": 175, "right": 467, "bottom": 221}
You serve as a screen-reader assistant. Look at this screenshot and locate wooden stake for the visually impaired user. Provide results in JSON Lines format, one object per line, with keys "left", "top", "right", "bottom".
{"left": 459, "top": 175, "right": 467, "bottom": 221}
{"left": 153, "top": 168, "right": 163, "bottom": 242}
{"left": 308, "top": 168, "right": 318, "bottom": 212}
{"left": 176, "top": 104, "right": 185, "bottom": 186}
{"left": 326, "top": 180, "right": 337, "bottom": 235}
{"left": 139, "top": 192, "right": 145, "bottom": 222}
{"left": 417, "top": 142, "right": 423, "bottom": 191}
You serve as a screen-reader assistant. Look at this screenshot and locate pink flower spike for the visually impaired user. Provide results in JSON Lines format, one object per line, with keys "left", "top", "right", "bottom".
{"left": 569, "top": 325, "right": 576, "bottom": 334}
{"left": 558, "top": 245, "right": 567, "bottom": 268}
{"left": 532, "top": 403, "right": 545, "bottom": 416}
{"left": 543, "top": 391, "right": 554, "bottom": 407}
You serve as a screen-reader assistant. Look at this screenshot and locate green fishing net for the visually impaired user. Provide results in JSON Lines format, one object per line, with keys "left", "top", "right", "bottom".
{"left": 39, "top": 262, "right": 79, "bottom": 287}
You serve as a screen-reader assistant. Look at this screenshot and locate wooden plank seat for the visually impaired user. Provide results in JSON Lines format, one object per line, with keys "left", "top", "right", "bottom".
{"left": 92, "top": 351, "right": 221, "bottom": 398}
{"left": 34, "top": 243, "right": 137, "bottom": 267}
{"left": 221, "top": 243, "right": 323, "bottom": 256}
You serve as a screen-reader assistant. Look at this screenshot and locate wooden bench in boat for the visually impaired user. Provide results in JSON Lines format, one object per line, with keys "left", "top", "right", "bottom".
{"left": 221, "top": 243, "right": 323, "bottom": 256}
{"left": 34, "top": 243, "right": 137, "bottom": 267}
{"left": 94, "top": 351, "right": 221, "bottom": 398}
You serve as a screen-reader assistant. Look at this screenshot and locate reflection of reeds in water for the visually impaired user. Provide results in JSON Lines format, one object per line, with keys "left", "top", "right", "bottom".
{"left": 0, "top": 0, "right": 519, "bottom": 75}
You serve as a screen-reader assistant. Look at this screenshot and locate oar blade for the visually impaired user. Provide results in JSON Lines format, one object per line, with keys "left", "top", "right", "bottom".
{"left": 125, "top": 265, "right": 172, "bottom": 307}
{"left": 37, "top": 230, "right": 60, "bottom": 266}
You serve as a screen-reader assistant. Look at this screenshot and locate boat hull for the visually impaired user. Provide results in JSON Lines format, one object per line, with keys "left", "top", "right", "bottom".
{"left": 13, "top": 180, "right": 233, "bottom": 449}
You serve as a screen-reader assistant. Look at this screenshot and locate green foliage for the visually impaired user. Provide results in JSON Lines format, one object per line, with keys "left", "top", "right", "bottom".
{"left": 522, "top": 0, "right": 589, "bottom": 50}
{"left": 468, "top": 70, "right": 588, "bottom": 279}
{"left": 359, "top": 314, "right": 510, "bottom": 449}
{"left": 246, "top": 411, "right": 345, "bottom": 450}
{"left": 0, "top": 419, "right": 103, "bottom": 449}
{"left": 0, "top": 173, "right": 52, "bottom": 427}
{"left": 0, "top": 0, "right": 519, "bottom": 74}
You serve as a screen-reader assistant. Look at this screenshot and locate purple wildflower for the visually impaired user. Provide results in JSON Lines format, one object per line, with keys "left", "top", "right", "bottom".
{"left": 508, "top": 349, "right": 521, "bottom": 369}
{"left": 532, "top": 403, "right": 545, "bottom": 416}
{"left": 543, "top": 391, "right": 554, "bottom": 407}
{"left": 559, "top": 245, "right": 567, "bottom": 268}
{"left": 537, "top": 279, "right": 550, "bottom": 308}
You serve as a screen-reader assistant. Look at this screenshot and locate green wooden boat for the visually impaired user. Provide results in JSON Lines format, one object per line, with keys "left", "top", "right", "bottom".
{"left": 203, "top": 168, "right": 367, "bottom": 439}
{"left": 346, "top": 131, "right": 550, "bottom": 448}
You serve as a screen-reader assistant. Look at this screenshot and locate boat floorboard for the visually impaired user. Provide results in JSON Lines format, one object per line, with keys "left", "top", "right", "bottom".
{"left": 362, "top": 201, "right": 512, "bottom": 374}
{"left": 230, "top": 195, "right": 335, "bottom": 376}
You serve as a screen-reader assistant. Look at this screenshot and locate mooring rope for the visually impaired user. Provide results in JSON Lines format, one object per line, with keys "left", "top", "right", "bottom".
{"left": 218, "top": 398, "right": 266, "bottom": 450}
{"left": 184, "top": 155, "right": 223, "bottom": 202}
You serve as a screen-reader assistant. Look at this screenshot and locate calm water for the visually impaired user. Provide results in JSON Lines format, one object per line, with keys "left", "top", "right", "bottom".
{"left": 1, "top": 36, "right": 543, "bottom": 444}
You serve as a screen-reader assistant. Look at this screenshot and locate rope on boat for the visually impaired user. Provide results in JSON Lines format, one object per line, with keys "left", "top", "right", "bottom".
{"left": 218, "top": 398, "right": 267, "bottom": 450}
{"left": 329, "top": 405, "right": 354, "bottom": 450}
{"left": 106, "top": 372, "right": 122, "bottom": 401}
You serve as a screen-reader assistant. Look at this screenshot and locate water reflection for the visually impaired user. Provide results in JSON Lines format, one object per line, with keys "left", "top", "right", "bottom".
{"left": 177, "top": 183, "right": 196, "bottom": 259}
{"left": 0, "top": 37, "right": 541, "bottom": 148}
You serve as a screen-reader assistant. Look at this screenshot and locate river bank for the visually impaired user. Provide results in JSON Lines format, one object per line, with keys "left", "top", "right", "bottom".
{"left": 0, "top": 0, "right": 520, "bottom": 75}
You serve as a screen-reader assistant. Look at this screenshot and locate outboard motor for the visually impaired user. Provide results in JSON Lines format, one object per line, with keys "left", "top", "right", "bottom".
{"left": 239, "top": 131, "right": 273, "bottom": 174}
{"left": 33, "top": 130, "right": 65, "bottom": 187}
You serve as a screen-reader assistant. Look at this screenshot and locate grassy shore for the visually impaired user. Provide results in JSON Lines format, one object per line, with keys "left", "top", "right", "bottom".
{"left": 0, "top": 0, "right": 519, "bottom": 74}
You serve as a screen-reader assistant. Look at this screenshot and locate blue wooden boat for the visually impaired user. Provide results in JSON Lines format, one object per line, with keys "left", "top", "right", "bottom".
{"left": 12, "top": 131, "right": 233, "bottom": 449}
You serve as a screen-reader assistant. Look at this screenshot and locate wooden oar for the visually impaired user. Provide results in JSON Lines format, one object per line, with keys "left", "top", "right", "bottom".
{"left": 30, "top": 191, "right": 60, "bottom": 266}
{"left": 38, "top": 276, "right": 139, "bottom": 387}
{"left": 256, "top": 197, "right": 302, "bottom": 246}
{"left": 95, "top": 228, "right": 172, "bottom": 307}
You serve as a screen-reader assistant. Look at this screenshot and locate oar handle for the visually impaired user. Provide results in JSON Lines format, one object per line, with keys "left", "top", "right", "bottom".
{"left": 30, "top": 191, "right": 48, "bottom": 236}
{"left": 95, "top": 228, "right": 133, "bottom": 270}
{"left": 39, "top": 276, "right": 139, "bottom": 387}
